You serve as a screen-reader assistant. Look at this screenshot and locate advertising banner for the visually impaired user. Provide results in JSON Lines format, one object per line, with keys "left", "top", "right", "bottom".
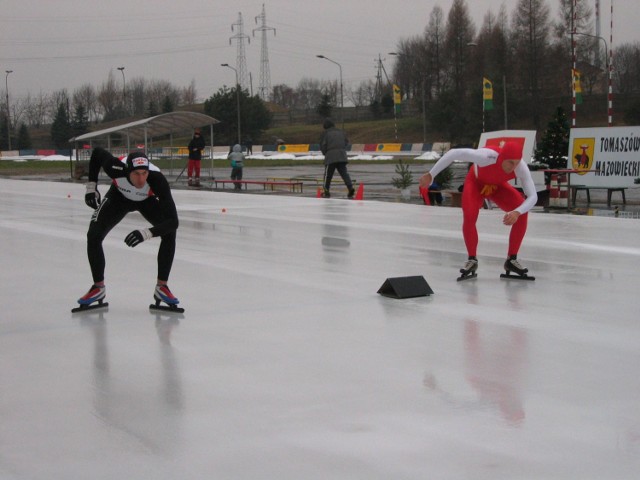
{"left": 568, "top": 127, "right": 640, "bottom": 187}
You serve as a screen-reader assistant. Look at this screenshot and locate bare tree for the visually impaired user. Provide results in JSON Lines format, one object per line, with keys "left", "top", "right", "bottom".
{"left": 271, "top": 84, "right": 295, "bottom": 109}
{"left": 348, "top": 79, "right": 377, "bottom": 107}
{"left": 391, "top": 36, "right": 424, "bottom": 101}
{"left": 346, "top": 79, "right": 376, "bottom": 120}
{"left": 21, "top": 92, "right": 51, "bottom": 127}
{"left": 146, "top": 79, "right": 181, "bottom": 114}
{"left": 294, "top": 78, "right": 324, "bottom": 111}
{"left": 468, "top": 5, "right": 511, "bottom": 130}
{"left": 552, "top": 0, "right": 596, "bottom": 90}
{"left": 97, "top": 71, "right": 121, "bottom": 121}
{"left": 444, "top": 0, "right": 477, "bottom": 97}
{"left": 73, "top": 84, "right": 98, "bottom": 124}
{"left": 424, "top": 5, "right": 446, "bottom": 98}
{"left": 511, "top": 0, "right": 552, "bottom": 129}
{"left": 181, "top": 79, "right": 198, "bottom": 105}
{"left": 128, "top": 77, "right": 147, "bottom": 117}
{"left": 613, "top": 42, "right": 640, "bottom": 95}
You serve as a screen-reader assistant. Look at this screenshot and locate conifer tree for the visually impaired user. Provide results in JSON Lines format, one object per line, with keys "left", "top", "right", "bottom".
{"left": 17, "top": 123, "right": 32, "bottom": 149}
{"left": 534, "top": 106, "right": 570, "bottom": 170}
{"left": 50, "top": 103, "right": 72, "bottom": 149}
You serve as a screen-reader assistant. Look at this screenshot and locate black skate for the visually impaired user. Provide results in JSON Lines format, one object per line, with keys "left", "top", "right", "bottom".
{"left": 457, "top": 258, "right": 478, "bottom": 282}
{"left": 72, "top": 300, "right": 109, "bottom": 313}
{"left": 500, "top": 256, "right": 535, "bottom": 281}
{"left": 150, "top": 297, "right": 184, "bottom": 313}
{"left": 149, "top": 284, "right": 184, "bottom": 313}
{"left": 72, "top": 285, "right": 109, "bottom": 313}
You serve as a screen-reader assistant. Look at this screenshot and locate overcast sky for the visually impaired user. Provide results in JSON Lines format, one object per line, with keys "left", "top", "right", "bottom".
{"left": 1, "top": 0, "right": 636, "bottom": 101}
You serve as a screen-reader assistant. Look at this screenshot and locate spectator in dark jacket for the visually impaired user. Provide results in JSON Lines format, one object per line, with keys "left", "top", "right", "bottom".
{"left": 319, "top": 118, "right": 354, "bottom": 198}
{"left": 187, "top": 128, "right": 206, "bottom": 187}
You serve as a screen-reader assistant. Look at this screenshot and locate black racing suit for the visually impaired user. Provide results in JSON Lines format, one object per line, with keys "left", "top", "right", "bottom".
{"left": 86, "top": 148, "right": 179, "bottom": 283}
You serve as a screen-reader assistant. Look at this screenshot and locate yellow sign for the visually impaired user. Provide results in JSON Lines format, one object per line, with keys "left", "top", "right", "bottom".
{"left": 393, "top": 84, "right": 401, "bottom": 105}
{"left": 277, "top": 144, "right": 310, "bottom": 153}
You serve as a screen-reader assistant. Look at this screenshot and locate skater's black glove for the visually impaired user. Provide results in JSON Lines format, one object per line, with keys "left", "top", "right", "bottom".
{"left": 85, "top": 182, "right": 101, "bottom": 209}
{"left": 124, "top": 228, "right": 153, "bottom": 247}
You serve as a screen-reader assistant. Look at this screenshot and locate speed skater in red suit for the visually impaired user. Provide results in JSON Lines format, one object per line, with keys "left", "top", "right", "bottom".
{"left": 418, "top": 142, "right": 537, "bottom": 278}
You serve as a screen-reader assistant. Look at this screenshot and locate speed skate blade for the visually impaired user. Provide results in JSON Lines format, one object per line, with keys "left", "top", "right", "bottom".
{"left": 500, "top": 272, "right": 535, "bottom": 281}
{"left": 457, "top": 273, "right": 477, "bottom": 282}
{"left": 149, "top": 304, "right": 185, "bottom": 314}
{"left": 71, "top": 302, "right": 109, "bottom": 313}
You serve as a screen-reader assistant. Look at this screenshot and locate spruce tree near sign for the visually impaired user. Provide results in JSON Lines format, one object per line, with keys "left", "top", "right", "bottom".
{"left": 534, "top": 107, "right": 570, "bottom": 170}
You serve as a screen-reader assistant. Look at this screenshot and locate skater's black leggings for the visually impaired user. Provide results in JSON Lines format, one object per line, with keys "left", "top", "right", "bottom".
{"left": 323, "top": 162, "right": 353, "bottom": 192}
{"left": 87, "top": 192, "right": 176, "bottom": 284}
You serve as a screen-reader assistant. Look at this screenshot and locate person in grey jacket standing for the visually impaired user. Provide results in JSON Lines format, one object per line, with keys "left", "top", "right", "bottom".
{"left": 228, "top": 144, "right": 245, "bottom": 190}
{"left": 319, "top": 118, "right": 354, "bottom": 198}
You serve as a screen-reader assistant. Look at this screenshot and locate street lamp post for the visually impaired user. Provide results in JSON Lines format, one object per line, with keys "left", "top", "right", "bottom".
{"left": 5, "top": 70, "right": 13, "bottom": 150}
{"left": 316, "top": 55, "right": 344, "bottom": 129}
{"left": 389, "top": 52, "right": 427, "bottom": 143}
{"left": 221, "top": 64, "right": 241, "bottom": 145}
{"left": 117, "top": 67, "right": 126, "bottom": 115}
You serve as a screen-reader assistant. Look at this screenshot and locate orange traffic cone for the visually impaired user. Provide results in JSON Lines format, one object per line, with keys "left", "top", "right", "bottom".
{"left": 354, "top": 183, "right": 364, "bottom": 200}
{"left": 317, "top": 187, "right": 323, "bottom": 198}
{"left": 419, "top": 186, "right": 431, "bottom": 205}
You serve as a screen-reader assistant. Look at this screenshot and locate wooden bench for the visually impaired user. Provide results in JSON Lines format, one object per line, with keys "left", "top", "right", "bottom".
{"left": 213, "top": 179, "right": 303, "bottom": 193}
{"left": 272, "top": 176, "right": 356, "bottom": 185}
{"left": 570, "top": 185, "right": 627, "bottom": 206}
{"left": 440, "top": 190, "right": 462, "bottom": 207}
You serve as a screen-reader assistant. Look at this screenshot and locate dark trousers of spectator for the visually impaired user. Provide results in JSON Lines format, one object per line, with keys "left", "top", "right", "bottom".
{"left": 323, "top": 162, "right": 353, "bottom": 193}
{"left": 231, "top": 167, "right": 243, "bottom": 190}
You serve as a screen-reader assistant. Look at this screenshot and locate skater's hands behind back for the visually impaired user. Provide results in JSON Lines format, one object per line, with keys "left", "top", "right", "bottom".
{"left": 85, "top": 182, "right": 101, "bottom": 209}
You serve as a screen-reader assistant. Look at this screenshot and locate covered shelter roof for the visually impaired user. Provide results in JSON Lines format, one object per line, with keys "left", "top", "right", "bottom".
{"left": 69, "top": 111, "right": 220, "bottom": 146}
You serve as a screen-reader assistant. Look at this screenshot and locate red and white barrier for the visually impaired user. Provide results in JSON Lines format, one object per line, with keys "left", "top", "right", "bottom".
{"left": 549, "top": 174, "right": 559, "bottom": 207}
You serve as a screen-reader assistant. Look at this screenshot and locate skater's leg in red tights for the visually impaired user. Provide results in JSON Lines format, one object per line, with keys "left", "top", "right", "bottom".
{"left": 489, "top": 184, "right": 529, "bottom": 257}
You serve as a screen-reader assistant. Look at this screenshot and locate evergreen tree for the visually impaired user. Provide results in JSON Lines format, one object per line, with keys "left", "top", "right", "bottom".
{"left": 380, "top": 92, "right": 394, "bottom": 116}
{"left": 50, "top": 103, "right": 72, "bottom": 149}
{"left": 71, "top": 104, "right": 89, "bottom": 138}
{"left": 315, "top": 94, "right": 333, "bottom": 118}
{"left": 146, "top": 100, "right": 158, "bottom": 117}
{"left": 0, "top": 113, "right": 8, "bottom": 150}
{"left": 369, "top": 100, "right": 382, "bottom": 119}
{"left": 534, "top": 106, "right": 570, "bottom": 169}
{"left": 162, "top": 95, "right": 174, "bottom": 113}
{"left": 204, "top": 86, "right": 272, "bottom": 145}
{"left": 17, "top": 123, "right": 32, "bottom": 149}
{"left": 623, "top": 99, "right": 640, "bottom": 125}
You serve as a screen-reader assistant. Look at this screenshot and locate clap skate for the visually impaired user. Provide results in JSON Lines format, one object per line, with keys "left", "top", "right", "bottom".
{"left": 72, "top": 284, "right": 109, "bottom": 313}
{"left": 457, "top": 258, "right": 478, "bottom": 282}
{"left": 150, "top": 284, "right": 185, "bottom": 313}
{"left": 500, "top": 256, "right": 535, "bottom": 281}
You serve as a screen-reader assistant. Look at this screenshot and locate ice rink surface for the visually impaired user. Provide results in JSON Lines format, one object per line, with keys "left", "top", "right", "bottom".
{"left": 1, "top": 178, "right": 640, "bottom": 479}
